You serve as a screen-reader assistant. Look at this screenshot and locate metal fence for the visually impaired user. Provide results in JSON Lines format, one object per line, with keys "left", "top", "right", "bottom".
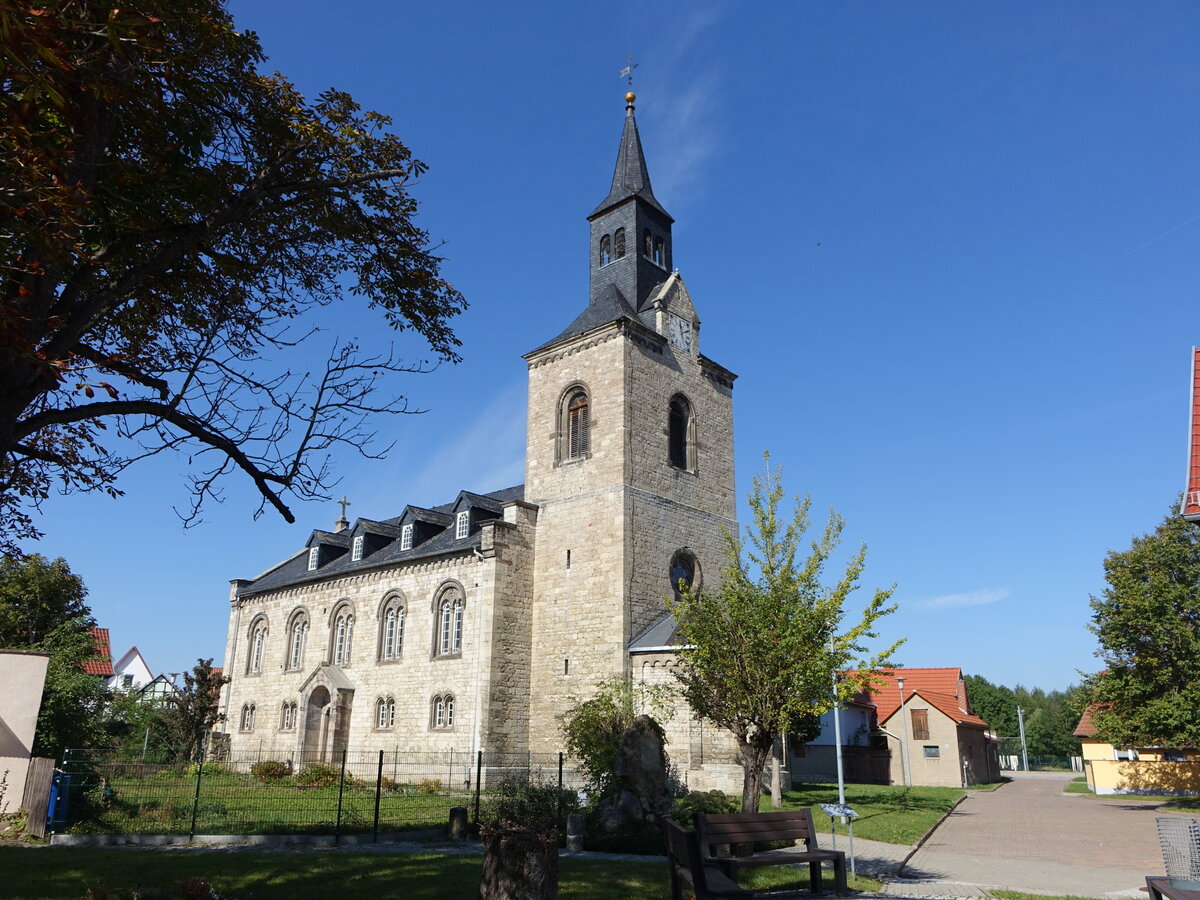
{"left": 57, "top": 748, "right": 586, "bottom": 838}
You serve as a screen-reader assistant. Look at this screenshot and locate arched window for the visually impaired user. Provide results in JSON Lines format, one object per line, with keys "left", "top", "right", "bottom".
{"left": 281, "top": 701, "right": 297, "bottom": 730}
{"left": 330, "top": 602, "right": 354, "bottom": 666}
{"left": 379, "top": 594, "right": 406, "bottom": 662}
{"left": 643, "top": 228, "right": 653, "bottom": 257}
{"left": 654, "top": 235, "right": 665, "bottom": 267}
{"left": 240, "top": 703, "right": 256, "bottom": 731}
{"left": 286, "top": 610, "right": 309, "bottom": 671}
{"left": 599, "top": 234, "right": 612, "bottom": 266}
{"left": 558, "top": 386, "right": 590, "bottom": 463}
{"left": 614, "top": 228, "right": 626, "bottom": 259}
{"left": 668, "top": 394, "right": 695, "bottom": 470}
{"left": 246, "top": 617, "right": 268, "bottom": 675}
{"left": 669, "top": 548, "right": 700, "bottom": 601}
{"left": 434, "top": 586, "right": 465, "bottom": 657}
{"left": 376, "top": 696, "right": 395, "bottom": 729}
{"left": 432, "top": 693, "right": 456, "bottom": 729}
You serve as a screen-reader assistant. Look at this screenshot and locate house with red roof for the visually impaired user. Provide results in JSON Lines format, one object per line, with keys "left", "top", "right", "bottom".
{"left": 83, "top": 627, "right": 114, "bottom": 678}
{"left": 1074, "top": 705, "right": 1200, "bottom": 795}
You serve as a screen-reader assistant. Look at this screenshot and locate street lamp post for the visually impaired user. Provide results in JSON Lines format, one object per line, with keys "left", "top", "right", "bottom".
{"left": 897, "top": 675, "right": 913, "bottom": 787}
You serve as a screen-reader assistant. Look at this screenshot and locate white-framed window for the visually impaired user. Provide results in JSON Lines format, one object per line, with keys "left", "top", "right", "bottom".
{"left": 331, "top": 604, "right": 354, "bottom": 666}
{"left": 400, "top": 523, "right": 413, "bottom": 551}
{"left": 240, "top": 703, "right": 256, "bottom": 731}
{"left": 287, "top": 612, "right": 308, "bottom": 671}
{"left": 432, "top": 693, "right": 455, "bottom": 729}
{"left": 438, "top": 597, "right": 464, "bottom": 656}
{"left": 455, "top": 511, "right": 469, "bottom": 540}
{"left": 381, "top": 603, "right": 405, "bottom": 660}
{"left": 352, "top": 535, "right": 364, "bottom": 561}
{"left": 281, "top": 701, "right": 297, "bottom": 730}
{"left": 247, "top": 618, "right": 268, "bottom": 674}
{"left": 376, "top": 696, "right": 395, "bottom": 729}
{"left": 307, "top": 547, "right": 319, "bottom": 571}
{"left": 1114, "top": 747, "right": 1139, "bottom": 761}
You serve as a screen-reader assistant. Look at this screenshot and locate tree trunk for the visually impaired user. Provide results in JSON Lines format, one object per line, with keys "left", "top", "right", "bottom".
{"left": 739, "top": 740, "right": 771, "bottom": 813}
{"left": 478, "top": 825, "right": 559, "bottom": 900}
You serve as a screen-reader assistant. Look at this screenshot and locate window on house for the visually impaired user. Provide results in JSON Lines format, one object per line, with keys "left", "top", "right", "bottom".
{"left": 911, "top": 709, "right": 930, "bottom": 741}
{"left": 455, "top": 511, "right": 469, "bottom": 540}
{"left": 332, "top": 605, "right": 354, "bottom": 666}
{"left": 281, "top": 701, "right": 296, "bottom": 730}
{"left": 432, "top": 694, "right": 455, "bottom": 729}
{"left": 668, "top": 395, "right": 692, "bottom": 470}
{"left": 1114, "top": 747, "right": 1139, "bottom": 761}
{"left": 287, "top": 613, "right": 308, "bottom": 670}
{"left": 240, "top": 703, "right": 256, "bottom": 731}
{"left": 247, "top": 619, "right": 267, "bottom": 674}
{"left": 400, "top": 523, "right": 413, "bottom": 551}
{"left": 1164, "top": 750, "right": 1188, "bottom": 762}
{"left": 565, "top": 389, "right": 589, "bottom": 460}
{"left": 923, "top": 745, "right": 940, "bottom": 758}
{"left": 614, "top": 228, "right": 626, "bottom": 259}
{"left": 380, "top": 601, "right": 405, "bottom": 660}
{"left": 599, "top": 234, "right": 612, "bottom": 266}
{"left": 376, "top": 696, "right": 395, "bottom": 729}
{"left": 122, "top": 674, "right": 134, "bottom": 688}
{"left": 437, "top": 591, "right": 464, "bottom": 656}
{"left": 307, "top": 547, "right": 319, "bottom": 571}
{"left": 352, "top": 535, "right": 364, "bottom": 561}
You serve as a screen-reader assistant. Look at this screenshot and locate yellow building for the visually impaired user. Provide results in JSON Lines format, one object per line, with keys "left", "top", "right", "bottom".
{"left": 1075, "top": 706, "right": 1200, "bottom": 795}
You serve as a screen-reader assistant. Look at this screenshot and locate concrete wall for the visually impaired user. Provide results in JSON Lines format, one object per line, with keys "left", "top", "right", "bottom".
{"left": 0, "top": 651, "right": 50, "bottom": 814}
{"left": 1080, "top": 738, "right": 1200, "bottom": 795}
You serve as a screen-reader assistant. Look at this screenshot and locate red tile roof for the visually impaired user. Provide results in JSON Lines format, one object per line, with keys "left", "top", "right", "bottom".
{"left": 83, "top": 626, "right": 114, "bottom": 676}
{"left": 862, "top": 668, "right": 968, "bottom": 724}
{"left": 1184, "top": 347, "right": 1200, "bottom": 521}
{"left": 914, "top": 688, "right": 990, "bottom": 729}
{"left": 1074, "top": 704, "right": 1101, "bottom": 737}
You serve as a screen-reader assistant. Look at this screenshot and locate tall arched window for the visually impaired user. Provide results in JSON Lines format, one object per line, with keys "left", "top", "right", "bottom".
{"left": 643, "top": 228, "right": 653, "bottom": 257}
{"left": 376, "top": 696, "right": 395, "bottom": 729}
{"left": 379, "top": 594, "right": 406, "bottom": 661}
{"left": 286, "top": 610, "right": 308, "bottom": 671}
{"left": 281, "top": 701, "right": 297, "bottom": 730}
{"left": 432, "top": 693, "right": 456, "bottom": 729}
{"left": 434, "top": 586, "right": 465, "bottom": 657}
{"left": 330, "top": 603, "right": 354, "bottom": 666}
{"left": 558, "top": 386, "right": 590, "bottom": 463}
{"left": 246, "top": 617, "right": 268, "bottom": 675}
{"left": 599, "top": 234, "right": 612, "bottom": 266}
{"left": 668, "top": 394, "right": 694, "bottom": 470}
{"left": 240, "top": 703, "right": 256, "bottom": 731}
{"left": 654, "top": 235, "right": 665, "bottom": 266}
{"left": 614, "top": 227, "right": 626, "bottom": 259}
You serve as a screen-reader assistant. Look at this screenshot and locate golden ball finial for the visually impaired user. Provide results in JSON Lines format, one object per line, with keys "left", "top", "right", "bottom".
{"left": 625, "top": 91, "right": 636, "bottom": 106}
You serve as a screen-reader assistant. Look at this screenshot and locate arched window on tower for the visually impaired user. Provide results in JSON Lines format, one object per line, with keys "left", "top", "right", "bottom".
{"left": 654, "top": 236, "right": 665, "bottom": 267}
{"left": 599, "top": 234, "right": 612, "bottom": 266}
{"left": 614, "top": 228, "right": 626, "bottom": 259}
{"left": 643, "top": 228, "right": 653, "bottom": 258}
{"left": 558, "top": 386, "right": 590, "bottom": 463}
{"left": 668, "top": 394, "right": 696, "bottom": 471}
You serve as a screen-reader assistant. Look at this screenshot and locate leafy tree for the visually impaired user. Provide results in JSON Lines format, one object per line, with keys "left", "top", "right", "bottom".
{"left": 0, "top": 0, "right": 466, "bottom": 553}
{"left": 0, "top": 553, "right": 108, "bottom": 757}
{"left": 669, "top": 454, "right": 902, "bottom": 812}
{"left": 157, "top": 658, "right": 229, "bottom": 761}
{"left": 965, "top": 675, "right": 1086, "bottom": 758}
{"left": 963, "top": 674, "right": 1018, "bottom": 738}
{"left": 559, "top": 677, "right": 674, "bottom": 797}
{"left": 1087, "top": 501, "right": 1200, "bottom": 748}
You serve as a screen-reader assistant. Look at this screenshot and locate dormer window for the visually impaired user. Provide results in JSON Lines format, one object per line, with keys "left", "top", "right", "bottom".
{"left": 614, "top": 228, "right": 626, "bottom": 259}
{"left": 352, "top": 535, "right": 364, "bottom": 561}
{"left": 307, "top": 547, "right": 319, "bottom": 571}
{"left": 401, "top": 523, "right": 413, "bottom": 551}
{"left": 599, "top": 234, "right": 612, "bottom": 266}
{"left": 455, "top": 511, "right": 469, "bottom": 540}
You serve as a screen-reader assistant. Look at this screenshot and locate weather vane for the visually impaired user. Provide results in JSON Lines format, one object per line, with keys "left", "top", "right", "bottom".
{"left": 619, "top": 53, "right": 638, "bottom": 88}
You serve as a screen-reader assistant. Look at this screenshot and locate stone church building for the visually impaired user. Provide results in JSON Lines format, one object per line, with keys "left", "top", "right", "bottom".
{"left": 219, "top": 94, "right": 742, "bottom": 787}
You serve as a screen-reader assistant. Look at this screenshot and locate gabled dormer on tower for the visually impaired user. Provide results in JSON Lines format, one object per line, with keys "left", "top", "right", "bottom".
{"left": 588, "top": 92, "right": 675, "bottom": 313}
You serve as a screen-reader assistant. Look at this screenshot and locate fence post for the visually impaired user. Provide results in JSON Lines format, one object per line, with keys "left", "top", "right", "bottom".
{"left": 474, "top": 750, "right": 483, "bottom": 824}
{"left": 335, "top": 748, "right": 347, "bottom": 844}
{"left": 558, "top": 751, "right": 564, "bottom": 828}
{"left": 449, "top": 747, "right": 454, "bottom": 793}
{"left": 189, "top": 751, "right": 204, "bottom": 841}
{"left": 373, "top": 749, "right": 384, "bottom": 842}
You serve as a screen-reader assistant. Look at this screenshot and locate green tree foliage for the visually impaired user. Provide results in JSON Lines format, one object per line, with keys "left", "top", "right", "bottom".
{"left": 0, "top": 553, "right": 107, "bottom": 757}
{"left": 158, "top": 658, "right": 229, "bottom": 761}
{"left": 0, "top": 0, "right": 467, "bottom": 552}
{"left": 964, "top": 674, "right": 1086, "bottom": 758}
{"left": 1086, "top": 502, "right": 1200, "bottom": 748}
{"left": 559, "top": 677, "right": 674, "bottom": 797}
{"left": 669, "top": 454, "right": 903, "bottom": 812}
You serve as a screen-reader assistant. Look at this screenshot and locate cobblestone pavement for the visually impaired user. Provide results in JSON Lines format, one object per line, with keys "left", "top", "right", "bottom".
{"left": 898, "top": 771, "right": 1174, "bottom": 897}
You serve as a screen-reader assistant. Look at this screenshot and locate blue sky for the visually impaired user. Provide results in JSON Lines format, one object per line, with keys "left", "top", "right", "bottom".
{"left": 27, "top": 2, "right": 1200, "bottom": 691}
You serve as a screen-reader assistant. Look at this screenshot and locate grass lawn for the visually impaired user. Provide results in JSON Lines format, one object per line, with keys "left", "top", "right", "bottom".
{"left": 1061, "top": 777, "right": 1200, "bottom": 811}
{"left": 770, "top": 781, "right": 966, "bottom": 844}
{"left": 0, "top": 846, "right": 880, "bottom": 899}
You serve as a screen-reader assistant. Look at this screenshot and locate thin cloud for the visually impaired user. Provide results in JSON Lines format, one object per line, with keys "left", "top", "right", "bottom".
{"left": 913, "top": 588, "right": 1010, "bottom": 610}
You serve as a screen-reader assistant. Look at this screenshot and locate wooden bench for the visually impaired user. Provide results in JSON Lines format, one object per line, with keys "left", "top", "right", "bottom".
{"left": 694, "top": 809, "right": 849, "bottom": 897}
{"left": 664, "top": 818, "right": 753, "bottom": 899}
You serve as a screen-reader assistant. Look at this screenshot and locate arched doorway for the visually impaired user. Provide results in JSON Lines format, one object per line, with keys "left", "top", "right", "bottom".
{"left": 304, "top": 685, "right": 331, "bottom": 763}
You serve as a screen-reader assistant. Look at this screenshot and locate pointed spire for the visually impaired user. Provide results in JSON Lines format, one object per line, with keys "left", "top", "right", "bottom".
{"left": 589, "top": 93, "right": 672, "bottom": 221}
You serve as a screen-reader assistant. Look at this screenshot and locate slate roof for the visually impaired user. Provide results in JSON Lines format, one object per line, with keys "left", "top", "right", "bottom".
{"left": 525, "top": 283, "right": 648, "bottom": 356}
{"left": 629, "top": 612, "right": 684, "bottom": 651}
{"left": 239, "top": 485, "right": 526, "bottom": 597}
{"left": 84, "top": 627, "right": 114, "bottom": 676}
{"left": 589, "top": 101, "right": 672, "bottom": 222}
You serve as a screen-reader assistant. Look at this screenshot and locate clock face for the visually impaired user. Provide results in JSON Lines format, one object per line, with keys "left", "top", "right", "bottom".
{"left": 668, "top": 314, "right": 693, "bottom": 353}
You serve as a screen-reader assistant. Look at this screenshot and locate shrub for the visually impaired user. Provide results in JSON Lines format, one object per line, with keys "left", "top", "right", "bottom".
{"left": 295, "top": 762, "right": 341, "bottom": 788}
{"left": 483, "top": 775, "right": 579, "bottom": 837}
{"left": 250, "top": 760, "right": 292, "bottom": 782}
{"left": 417, "top": 778, "right": 443, "bottom": 795}
{"left": 672, "top": 789, "right": 739, "bottom": 823}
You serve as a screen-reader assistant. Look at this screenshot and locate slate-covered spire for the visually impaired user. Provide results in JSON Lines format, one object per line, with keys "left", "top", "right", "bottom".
{"left": 586, "top": 93, "right": 675, "bottom": 311}
{"left": 590, "top": 93, "right": 671, "bottom": 221}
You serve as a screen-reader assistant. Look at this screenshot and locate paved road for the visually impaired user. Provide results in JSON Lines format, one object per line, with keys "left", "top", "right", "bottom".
{"left": 896, "top": 771, "right": 1175, "bottom": 897}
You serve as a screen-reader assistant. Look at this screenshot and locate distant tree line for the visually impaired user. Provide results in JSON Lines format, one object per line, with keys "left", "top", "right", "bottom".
{"left": 964, "top": 674, "right": 1087, "bottom": 759}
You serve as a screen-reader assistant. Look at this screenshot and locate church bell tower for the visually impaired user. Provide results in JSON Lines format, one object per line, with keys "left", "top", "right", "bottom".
{"left": 523, "top": 93, "right": 737, "bottom": 752}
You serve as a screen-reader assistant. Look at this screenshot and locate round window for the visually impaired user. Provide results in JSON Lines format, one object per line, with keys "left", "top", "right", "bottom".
{"left": 668, "top": 549, "right": 700, "bottom": 598}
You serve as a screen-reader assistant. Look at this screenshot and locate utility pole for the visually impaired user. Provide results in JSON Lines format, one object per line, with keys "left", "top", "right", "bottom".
{"left": 1017, "top": 706, "right": 1030, "bottom": 772}
{"left": 897, "top": 676, "right": 913, "bottom": 787}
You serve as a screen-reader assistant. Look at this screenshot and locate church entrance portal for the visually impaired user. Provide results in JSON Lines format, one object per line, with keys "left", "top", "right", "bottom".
{"left": 304, "top": 685, "right": 332, "bottom": 763}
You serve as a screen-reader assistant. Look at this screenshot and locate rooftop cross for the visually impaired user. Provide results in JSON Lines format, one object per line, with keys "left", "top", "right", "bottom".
{"left": 337, "top": 496, "right": 351, "bottom": 519}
